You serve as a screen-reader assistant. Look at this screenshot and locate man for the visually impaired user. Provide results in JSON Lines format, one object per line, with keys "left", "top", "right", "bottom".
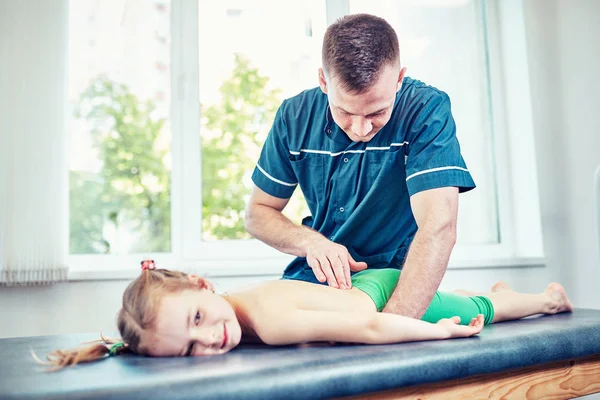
{"left": 245, "top": 13, "right": 475, "bottom": 318}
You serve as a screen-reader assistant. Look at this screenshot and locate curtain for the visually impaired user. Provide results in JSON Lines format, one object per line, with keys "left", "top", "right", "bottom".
{"left": 596, "top": 164, "right": 600, "bottom": 264}
{"left": 0, "top": 0, "right": 69, "bottom": 285}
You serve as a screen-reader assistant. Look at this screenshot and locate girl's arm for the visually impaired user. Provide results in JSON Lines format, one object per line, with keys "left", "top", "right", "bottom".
{"left": 257, "top": 309, "right": 483, "bottom": 346}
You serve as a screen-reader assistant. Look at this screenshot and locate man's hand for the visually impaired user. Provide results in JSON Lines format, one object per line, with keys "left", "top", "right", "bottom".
{"left": 245, "top": 186, "right": 367, "bottom": 289}
{"left": 304, "top": 235, "right": 367, "bottom": 289}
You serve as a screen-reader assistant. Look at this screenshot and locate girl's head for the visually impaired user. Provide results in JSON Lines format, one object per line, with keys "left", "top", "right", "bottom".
{"left": 119, "top": 264, "right": 242, "bottom": 357}
{"left": 42, "top": 262, "right": 242, "bottom": 369}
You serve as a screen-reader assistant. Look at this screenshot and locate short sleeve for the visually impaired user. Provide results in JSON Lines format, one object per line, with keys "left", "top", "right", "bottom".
{"left": 251, "top": 101, "right": 298, "bottom": 199}
{"left": 405, "top": 92, "right": 476, "bottom": 196}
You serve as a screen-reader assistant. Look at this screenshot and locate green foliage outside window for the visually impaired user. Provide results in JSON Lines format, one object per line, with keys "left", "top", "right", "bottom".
{"left": 70, "top": 54, "right": 308, "bottom": 254}
{"left": 70, "top": 77, "right": 171, "bottom": 254}
{"left": 201, "top": 54, "right": 282, "bottom": 240}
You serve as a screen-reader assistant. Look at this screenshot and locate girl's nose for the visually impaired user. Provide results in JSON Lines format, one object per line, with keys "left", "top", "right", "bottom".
{"left": 194, "top": 325, "right": 220, "bottom": 347}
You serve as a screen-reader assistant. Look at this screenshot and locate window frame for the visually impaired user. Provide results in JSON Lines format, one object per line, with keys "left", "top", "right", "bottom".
{"left": 67, "top": 0, "right": 545, "bottom": 281}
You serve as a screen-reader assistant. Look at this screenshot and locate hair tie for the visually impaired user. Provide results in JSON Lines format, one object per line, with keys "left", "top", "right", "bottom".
{"left": 141, "top": 260, "right": 156, "bottom": 271}
{"left": 108, "top": 342, "right": 126, "bottom": 357}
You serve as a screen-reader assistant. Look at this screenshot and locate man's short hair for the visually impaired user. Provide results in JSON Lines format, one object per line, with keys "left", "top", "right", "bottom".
{"left": 322, "top": 14, "right": 400, "bottom": 93}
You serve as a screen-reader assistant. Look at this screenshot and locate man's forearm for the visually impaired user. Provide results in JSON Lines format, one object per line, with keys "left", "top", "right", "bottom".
{"left": 382, "top": 226, "right": 455, "bottom": 318}
{"left": 245, "top": 204, "right": 321, "bottom": 257}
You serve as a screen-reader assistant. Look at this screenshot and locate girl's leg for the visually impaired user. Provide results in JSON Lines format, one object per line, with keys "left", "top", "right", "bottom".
{"left": 421, "top": 291, "right": 495, "bottom": 325}
{"left": 452, "top": 281, "right": 511, "bottom": 297}
{"left": 424, "top": 282, "right": 573, "bottom": 326}
{"left": 486, "top": 282, "right": 573, "bottom": 323}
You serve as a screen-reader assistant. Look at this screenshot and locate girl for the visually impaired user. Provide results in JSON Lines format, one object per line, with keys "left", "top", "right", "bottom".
{"left": 44, "top": 260, "right": 573, "bottom": 368}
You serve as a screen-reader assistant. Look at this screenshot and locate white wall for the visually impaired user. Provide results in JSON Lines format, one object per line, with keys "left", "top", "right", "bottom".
{"left": 1, "top": 0, "right": 599, "bottom": 339}
{"left": 523, "top": 0, "right": 600, "bottom": 308}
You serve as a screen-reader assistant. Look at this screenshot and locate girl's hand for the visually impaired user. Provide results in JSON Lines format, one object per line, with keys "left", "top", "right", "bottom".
{"left": 436, "top": 314, "right": 485, "bottom": 339}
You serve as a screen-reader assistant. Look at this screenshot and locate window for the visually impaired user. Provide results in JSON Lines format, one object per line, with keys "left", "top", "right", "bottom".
{"left": 68, "top": 0, "right": 172, "bottom": 255}
{"left": 197, "top": 0, "right": 325, "bottom": 241}
{"left": 68, "top": 0, "right": 544, "bottom": 277}
{"left": 349, "top": 0, "right": 498, "bottom": 246}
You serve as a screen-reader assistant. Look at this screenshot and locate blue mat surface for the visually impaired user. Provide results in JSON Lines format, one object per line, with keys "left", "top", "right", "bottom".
{"left": 1, "top": 309, "right": 599, "bottom": 399}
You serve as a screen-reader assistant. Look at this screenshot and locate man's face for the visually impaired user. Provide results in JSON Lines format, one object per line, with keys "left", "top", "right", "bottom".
{"left": 319, "top": 64, "right": 405, "bottom": 143}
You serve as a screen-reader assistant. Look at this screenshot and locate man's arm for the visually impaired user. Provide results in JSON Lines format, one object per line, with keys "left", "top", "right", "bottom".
{"left": 245, "top": 184, "right": 315, "bottom": 258}
{"left": 382, "top": 186, "right": 458, "bottom": 318}
{"left": 245, "top": 185, "right": 367, "bottom": 288}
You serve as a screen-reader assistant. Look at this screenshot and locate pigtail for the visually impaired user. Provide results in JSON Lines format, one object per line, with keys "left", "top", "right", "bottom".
{"left": 36, "top": 261, "right": 195, "bottom": 371}
{"left": 33, "top": 334, "right": 129, "bottom": 371}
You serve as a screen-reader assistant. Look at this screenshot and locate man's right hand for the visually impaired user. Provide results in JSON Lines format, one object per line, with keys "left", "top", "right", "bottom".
{"left": 245, "top": 186, "right": 367, "bottom": 289}
{"left": 304, "top": 236, "right": 368, "bottom": 289}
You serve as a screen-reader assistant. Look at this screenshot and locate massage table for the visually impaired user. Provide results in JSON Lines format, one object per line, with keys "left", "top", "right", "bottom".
{"left": 1, "top": 309, "right": 599, "bottom": 399}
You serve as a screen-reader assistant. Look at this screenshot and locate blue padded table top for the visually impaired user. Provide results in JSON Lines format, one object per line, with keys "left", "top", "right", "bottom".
{"left": 1, "top": 309, "right": 600, "bottom": 400}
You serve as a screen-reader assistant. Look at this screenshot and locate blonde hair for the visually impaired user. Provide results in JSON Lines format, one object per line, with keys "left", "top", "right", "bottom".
{"left": 38, "top": 268, "right": 196, "bottom": 370}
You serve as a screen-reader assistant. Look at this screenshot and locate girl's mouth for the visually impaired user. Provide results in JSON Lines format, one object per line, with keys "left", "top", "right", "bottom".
{"left": 221, "top": 324, "right": 228, "bottom": 349}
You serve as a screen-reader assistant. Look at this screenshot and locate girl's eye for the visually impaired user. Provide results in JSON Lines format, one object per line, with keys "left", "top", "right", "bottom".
{"left": 195, "top": 311, "right": 201, "bottom": 325}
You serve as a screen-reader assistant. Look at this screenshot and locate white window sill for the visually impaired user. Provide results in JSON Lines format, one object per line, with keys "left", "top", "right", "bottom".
{"left": 66, "top": 255, "right": 546, "bottom": 282}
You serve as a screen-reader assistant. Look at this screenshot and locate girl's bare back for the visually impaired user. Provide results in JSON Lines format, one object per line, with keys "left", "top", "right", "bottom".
{"left": 227, "top": 279, "right": 377, "bottom": 338}
{"left": 232, "top": 279, "right": 376, "bottom": 312}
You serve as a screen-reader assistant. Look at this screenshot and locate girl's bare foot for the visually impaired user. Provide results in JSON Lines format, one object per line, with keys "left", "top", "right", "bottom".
{"left": 491, "top": 281, "right": 511, "bottom": 292}
{"left": 544, "top": 283, "right": 574, "bottom": 314}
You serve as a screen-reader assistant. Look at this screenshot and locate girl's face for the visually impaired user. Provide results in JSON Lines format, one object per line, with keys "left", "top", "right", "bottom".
{"left": 147, "top": 285, "right": 242, "bottom": 357}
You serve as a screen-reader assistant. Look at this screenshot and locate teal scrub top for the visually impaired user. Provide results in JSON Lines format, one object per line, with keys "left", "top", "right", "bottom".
{"left": 251, "top": 77, "right": 475, "bottom": 283}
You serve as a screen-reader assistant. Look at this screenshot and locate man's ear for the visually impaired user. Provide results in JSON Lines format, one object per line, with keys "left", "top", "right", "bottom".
{"left": 397, "top": 66, "right": 407, "bottom": 91}
{"left": 188, "top": 275, "right": 215, "bottom": 292}
{"left": 318, "top": 68, "right": 328, "bottom": 94}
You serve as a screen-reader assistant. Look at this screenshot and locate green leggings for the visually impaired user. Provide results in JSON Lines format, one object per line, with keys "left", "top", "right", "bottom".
{"left": 351, "top": 269, "right": 494, "bottom": 325}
